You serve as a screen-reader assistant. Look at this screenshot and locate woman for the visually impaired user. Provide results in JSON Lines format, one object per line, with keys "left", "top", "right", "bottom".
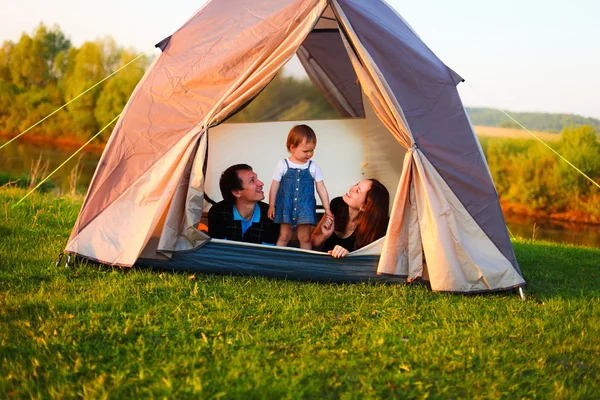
{"left": 311, "top": 179, "right": 390, "bottom": 258}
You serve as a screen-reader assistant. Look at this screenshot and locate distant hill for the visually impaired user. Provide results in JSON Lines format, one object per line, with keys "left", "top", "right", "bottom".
{"left": 465, "top": 107, "right": 600, "bottom": 133}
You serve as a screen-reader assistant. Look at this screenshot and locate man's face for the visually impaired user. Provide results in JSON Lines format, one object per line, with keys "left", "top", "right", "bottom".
{"left": 233, "top": 169, "right": 265, "bottom": 203}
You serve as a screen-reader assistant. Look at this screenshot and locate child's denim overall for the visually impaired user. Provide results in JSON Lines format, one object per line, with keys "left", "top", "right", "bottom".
{"left": 274, "top": 159, "right": 316, "bottom": 228}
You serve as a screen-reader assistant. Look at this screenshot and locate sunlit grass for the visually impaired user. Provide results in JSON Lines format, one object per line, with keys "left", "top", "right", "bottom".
{"left": 1, "top": 188, "right": 599, "bottom": 398}
{"left": 474, "top": 125, "right": 560, "bottom": 142}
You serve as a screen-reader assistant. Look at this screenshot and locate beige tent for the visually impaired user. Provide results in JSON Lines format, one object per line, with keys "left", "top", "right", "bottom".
{"left": 66, "top": 0, "right": 526, "bottom": 293}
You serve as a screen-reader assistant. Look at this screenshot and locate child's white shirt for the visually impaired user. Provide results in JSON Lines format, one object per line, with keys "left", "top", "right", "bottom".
{"left": 272, "top": 159, "right": 324, "bottom": 182}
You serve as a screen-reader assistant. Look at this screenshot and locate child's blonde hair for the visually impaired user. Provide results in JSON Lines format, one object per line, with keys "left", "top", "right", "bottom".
{"left": 286, "top": 124, "right": 316, "bottom": 151}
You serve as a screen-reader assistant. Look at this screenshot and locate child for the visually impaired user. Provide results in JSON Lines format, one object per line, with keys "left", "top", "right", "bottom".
{"left": 268, "top": 124, "right": 331, "bottom": 249}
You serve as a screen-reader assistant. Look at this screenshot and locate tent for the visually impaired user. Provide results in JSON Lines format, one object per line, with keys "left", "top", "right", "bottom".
{"left": 65, "top": 0, "right": 526, "bottom": 293}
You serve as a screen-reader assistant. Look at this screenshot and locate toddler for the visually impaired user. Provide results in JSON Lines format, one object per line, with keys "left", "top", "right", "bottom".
{"left": 268, "top": 125, "right": 331, "bottom": 249}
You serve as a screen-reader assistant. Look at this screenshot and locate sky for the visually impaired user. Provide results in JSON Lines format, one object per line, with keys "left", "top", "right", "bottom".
{"left": 1, "top": 0, "right": 599, "bottom": 119}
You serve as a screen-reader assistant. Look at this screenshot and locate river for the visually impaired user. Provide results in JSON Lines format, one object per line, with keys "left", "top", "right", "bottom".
{"left": 2, "top": 138, "right": 599, "bottom": 248}
{"left": 1, "top": 138, "right": 100, "bottom": 194}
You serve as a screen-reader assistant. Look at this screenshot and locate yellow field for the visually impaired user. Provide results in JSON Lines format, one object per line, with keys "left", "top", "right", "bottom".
{"left": 473, "top": 125, "right": 560, "bottom": 142}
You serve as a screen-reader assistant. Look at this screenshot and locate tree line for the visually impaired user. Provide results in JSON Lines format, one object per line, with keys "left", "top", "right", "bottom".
{"left": 0, "top": 23, "right": 150, "bottom": 142}
{"left": 466, "top": 107, "right": 600, "bottom": 133}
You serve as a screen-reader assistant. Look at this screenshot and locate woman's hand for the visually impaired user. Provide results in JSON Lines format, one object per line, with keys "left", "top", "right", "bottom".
{"left": 328, "top": 245, "right": 349, "bottom": 258}
{"left": 311, "top": 213, "right": 334, "bottom": 249}
{"left": 321, "top": 213, "right": 334, "bottom": 236}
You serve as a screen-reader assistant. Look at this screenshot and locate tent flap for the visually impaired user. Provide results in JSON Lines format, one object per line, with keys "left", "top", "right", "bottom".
{"left": 335, "top": 0, "right": 520, "bottom": 274}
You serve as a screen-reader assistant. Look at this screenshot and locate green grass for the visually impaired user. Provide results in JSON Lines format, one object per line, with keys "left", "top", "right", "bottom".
{"left": 1, "top": 187, "right": 599, "bottom": 399}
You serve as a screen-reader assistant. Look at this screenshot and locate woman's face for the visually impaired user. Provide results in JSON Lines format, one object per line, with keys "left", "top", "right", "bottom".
{"left": 343, "top": 180, "right": 373, "bottom": 210}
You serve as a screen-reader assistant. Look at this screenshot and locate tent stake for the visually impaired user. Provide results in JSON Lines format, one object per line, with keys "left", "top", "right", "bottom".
{"left": 518, "top": 287, "right": 526, "bottom": 300}
{"left": 54, "top": 252, "right": 64, "bottom": 268}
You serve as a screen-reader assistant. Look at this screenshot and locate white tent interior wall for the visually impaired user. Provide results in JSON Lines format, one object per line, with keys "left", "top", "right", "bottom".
{"left": 203, "top": 101, "right": 405, "bottom": 212}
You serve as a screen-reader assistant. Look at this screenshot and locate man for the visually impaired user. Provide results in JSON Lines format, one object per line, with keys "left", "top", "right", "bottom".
{"left": 208, "top": 164, "right": 279, "bottom": 244}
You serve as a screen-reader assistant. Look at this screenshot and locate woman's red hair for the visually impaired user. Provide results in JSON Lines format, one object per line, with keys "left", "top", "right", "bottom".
{"left": 354, "top": 179, "right": 390, "bottom": 250}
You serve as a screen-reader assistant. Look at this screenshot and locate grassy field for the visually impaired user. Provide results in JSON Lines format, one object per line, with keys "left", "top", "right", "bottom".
{"left": 473, "top": 125, "right": 561, "bottom": 142}
{"left": 1, "top": 187, "right": 599, "bottom": 399}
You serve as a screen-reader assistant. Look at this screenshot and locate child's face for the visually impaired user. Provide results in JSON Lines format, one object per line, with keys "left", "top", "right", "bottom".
{"left": 289, "top": 138, "right": 316, "bottom": 164}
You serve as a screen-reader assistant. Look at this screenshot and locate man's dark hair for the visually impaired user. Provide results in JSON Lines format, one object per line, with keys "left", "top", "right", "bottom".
{"left": 219, "top": 164, "right": 253, "bottom": 204}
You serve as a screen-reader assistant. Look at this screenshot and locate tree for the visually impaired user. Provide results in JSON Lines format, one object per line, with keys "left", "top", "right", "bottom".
{"left": 557, "top": 126, "right": 600, "bottom": 196}
{"left": 0, "top": 41, "right": 13, "bottom": 82}
{"left": 6, "top": 24, "right": 71, "bottom": 89}
{"left": 62, "top": 40, "right": 107, "bottom": 138}
{"left": 0, "top": 23, "right": 150, "bottom": 141}
{"left": 95, "top": 49, "right": 149, "bottom": 140}
{"left": 37, "top": 23, "right": 71, "bottom": 79}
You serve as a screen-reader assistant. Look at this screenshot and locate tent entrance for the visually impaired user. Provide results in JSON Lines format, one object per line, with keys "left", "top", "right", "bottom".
{"left": 143, "top": 4, "right": 410, "bottom": 259}
{"left": 203, "top": 116, "right": 406, "bottom": 212}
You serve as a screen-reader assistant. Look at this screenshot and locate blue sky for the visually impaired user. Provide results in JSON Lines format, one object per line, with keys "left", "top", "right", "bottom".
{"left": 1, "top": 0, "right": 599, "bottom": 119}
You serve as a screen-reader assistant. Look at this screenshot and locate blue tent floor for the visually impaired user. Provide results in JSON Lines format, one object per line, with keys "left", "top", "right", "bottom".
{"left": 136, "top": 240, "right": 407, "bottom": 284}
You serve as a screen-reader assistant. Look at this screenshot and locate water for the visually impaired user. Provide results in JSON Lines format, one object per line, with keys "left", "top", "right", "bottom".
{"left": 0, "top": 138, "right": 101, "bottom": 193}
{"left": 2, "top": 139, "right": 599, "bottom": 248}
{"left": 505, "top": 213, "right": 600, "bottom": 248}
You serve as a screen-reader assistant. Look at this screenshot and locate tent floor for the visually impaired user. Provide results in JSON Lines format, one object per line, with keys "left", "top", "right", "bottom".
{"left": 136, "top": 240, "right": 407, "bottom": 284}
